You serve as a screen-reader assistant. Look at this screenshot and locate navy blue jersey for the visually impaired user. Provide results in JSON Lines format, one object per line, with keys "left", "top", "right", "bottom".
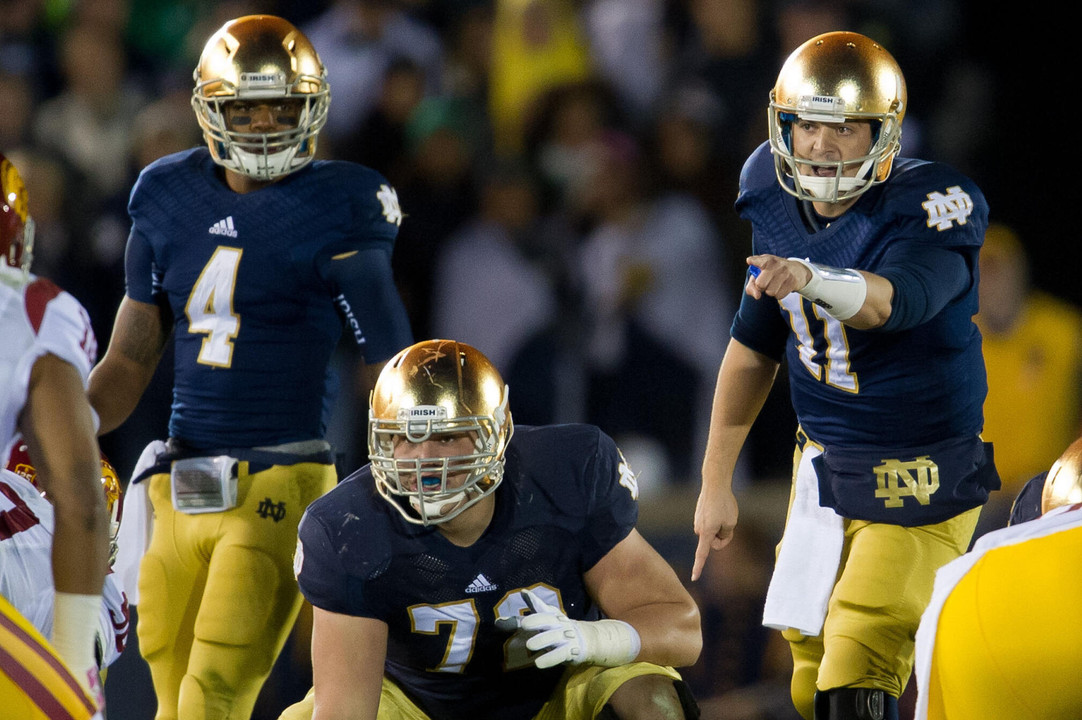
{"left": 125, "top": 148, "right": 412, "bottom": 448}
{"left": 733, "top": 141, "right": 989, "bottom": 449}
{"left": 295, "top": 424, "right": 639, "bottom": 720}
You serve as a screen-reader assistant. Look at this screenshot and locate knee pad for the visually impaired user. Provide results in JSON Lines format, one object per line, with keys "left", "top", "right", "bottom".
{"left": 813, "top": 688, "right": 899, "bottom": 720}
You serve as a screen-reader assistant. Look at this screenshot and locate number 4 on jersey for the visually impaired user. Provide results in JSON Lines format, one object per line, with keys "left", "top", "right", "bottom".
{"left": 186, "top": 246, "right": 242, "bottom": 367}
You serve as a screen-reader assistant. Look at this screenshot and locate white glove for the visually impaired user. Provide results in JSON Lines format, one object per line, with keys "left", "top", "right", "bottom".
{"left": 497, "top": 588, "right": 641, "bottom": 669}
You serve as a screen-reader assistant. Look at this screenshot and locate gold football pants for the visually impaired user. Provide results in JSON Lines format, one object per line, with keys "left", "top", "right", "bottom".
{"left": 138, "top": 459, "right": 335, "bottom": 720}
{"left": 781, "top": 443, "right": 981, "bottom": 719}
{"left": 278, "top": 662, "right": 683, "bottom": 720}
{"left": 925, "top": 523, "right": 1082, "bottom": 719}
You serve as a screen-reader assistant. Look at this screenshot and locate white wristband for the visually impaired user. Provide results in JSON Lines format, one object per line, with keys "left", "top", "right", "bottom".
{"left": 789, "top": 257, "right": 867, "bottom": 321}
{"left": 52, "top": 591, "right": 102, "bottom": 678}
{"left": 578, "top": 618, "right": 642, "bottom": 667}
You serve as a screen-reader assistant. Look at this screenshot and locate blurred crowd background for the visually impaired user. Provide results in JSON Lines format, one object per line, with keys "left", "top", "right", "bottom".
{"left": 1, "top": 0, "right": 1072, "bottom": 718}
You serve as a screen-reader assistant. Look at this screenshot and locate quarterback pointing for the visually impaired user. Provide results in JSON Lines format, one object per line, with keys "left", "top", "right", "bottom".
{"left": 280, "top": 339, "right": 702, "bottom": 720}
{"left": 692, "top": 32, "right": 997, "bottom": 720}
{"left": 87, "top": 14, "right": 413, "bottom": 720}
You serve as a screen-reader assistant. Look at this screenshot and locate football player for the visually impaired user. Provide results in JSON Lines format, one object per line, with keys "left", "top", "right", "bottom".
{"left": 279, "top": 339, "right": 702, "bottom": 719}
{"left": 86, "top": 14, "right": 413, "bottom": 720}
{"left": 3, "top": 444, "right": 130, "bottom": 674}
{"left": 0, "top": 152, "right": 109, "bottom": 718}
{"left": 691, "top": 32, "right": 997, "bottom": 720}
{"left": 914, "top": 435, "right": 1082, "bottom": 719}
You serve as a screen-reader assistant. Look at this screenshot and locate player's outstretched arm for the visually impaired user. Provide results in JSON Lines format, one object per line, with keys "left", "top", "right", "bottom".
{"left": 585, "top": 529, "right": 702, "bottom": 668}
{"left": 310, "top": 607, "right": 387, "bottom": 720}
{"left": 746, "top": 254, "right": 894, "bottom": 330}
{"left": 692, "top": 338, "right": 778, "bottom": 581}
{"left": 89, "top": 296, "right": 171, "bottom": 434}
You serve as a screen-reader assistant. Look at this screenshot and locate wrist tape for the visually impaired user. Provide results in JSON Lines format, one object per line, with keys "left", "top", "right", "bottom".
{"left": 789, "top": 257, "right": 867, "bottom": 321}
{"left": 52, "top": 592, "right": 101, "bottom": 676}
{"left": 580, "top": 618, "right": 642, "bottom": 666}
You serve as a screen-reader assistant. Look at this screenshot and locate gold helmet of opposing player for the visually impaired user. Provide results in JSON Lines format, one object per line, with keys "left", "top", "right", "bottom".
{"left": 369, "top": 340, "right": 514, "bottom": 526}
{"left": 768, "top": 31, "right": 907, "bottom": 203}
{"left": 192, "top": 14, "right": 330, "bottom": 182}
{"left": 1042, "top": 436, "right": 1082, "bottom": 514}
{"left": 0, "top": 153, "right": 35, "bottom": 276}
{"left": 6, "top": 443, "right": 124, "bottom": 565}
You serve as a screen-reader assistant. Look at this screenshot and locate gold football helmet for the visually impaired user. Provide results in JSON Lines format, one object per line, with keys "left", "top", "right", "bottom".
{"left": 369, "top": 340, "right": 513, "bottom": 526}
{"left": 768, "top": 31, "right": 907, "bottom": 203}
{"left": 6, "top": 443, "right": 124, "bottom": 565}
{"left": 1042, "top": 436, "right": 1082, "bottom": 514}
{"left": 0, "top": 153, "right": 34, "bottom": 276}
{"left": 192, "top": 15, "right": 330, "bottom": 181}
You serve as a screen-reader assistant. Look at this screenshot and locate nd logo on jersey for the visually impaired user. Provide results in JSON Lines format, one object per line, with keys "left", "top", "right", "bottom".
{"left": 922, "top": 186, "right": 973, "bottom": 230}
{"left": 616, "top": 449, "right": 639, "bottom": 500}
{"left": 377, "top": 184, "right": 402, "bottom": 226}
{"left": 873, "top": 456, "right": 940, "bottom": 508}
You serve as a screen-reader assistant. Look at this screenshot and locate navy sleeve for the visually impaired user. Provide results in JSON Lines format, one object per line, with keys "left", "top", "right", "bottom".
{"left": 123, "top": 227, "right": 157, "bottom": 304}
{"left": 581, "top": 431, "right": 638, "bottom": 571}
{"left": 318, "top": 244, "right": 414, "bottom": 363}
{"left": 729, "top": 272, "right": 790, "bottom": 361}
{"left": 877, "top": 242, "right": 974, "bottom": 333}
{"left": 295, "top": 510, "right": 356, "bottom": 615}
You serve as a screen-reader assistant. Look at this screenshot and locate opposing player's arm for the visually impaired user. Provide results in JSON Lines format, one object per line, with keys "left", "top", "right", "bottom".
{"left": 88, "top": 296, "right": 172, "bottom": 434}
{"left": 20, "top": 353, "right": 109, "bottom": 593}
{"left": 310, "top": 606, "right": 387, "bottom": 720}
{"left": 584, "top": 529, "right": 702, "bottom": 668}
{"left": 20, "top": 352, "right": 110, "bottom": 696}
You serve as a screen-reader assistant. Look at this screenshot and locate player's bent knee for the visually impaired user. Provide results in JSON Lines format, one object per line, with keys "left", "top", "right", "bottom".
{"left": 813, "top": 688, "right": 898, "bottom": 720}
{"left": 604, "top": 677, "right": 699, "bottom": 719}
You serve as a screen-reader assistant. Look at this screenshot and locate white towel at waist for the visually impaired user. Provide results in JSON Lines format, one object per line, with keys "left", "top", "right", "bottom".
{"left": 762, "top": 443, "right": 844, "bottom": 636}
{"left": 113, "top": 439, "right": 167, "bottom": 606}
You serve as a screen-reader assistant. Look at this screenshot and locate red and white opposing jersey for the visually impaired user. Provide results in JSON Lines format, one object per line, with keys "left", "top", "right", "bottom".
{"left": 0, "top": 266, "right": 97, "bottom": 462}
{"left": 0, "top": 469, "right": 129, "bottom": 668}
{"left": 0, "top": 268, "right": 123, "bottom": 667}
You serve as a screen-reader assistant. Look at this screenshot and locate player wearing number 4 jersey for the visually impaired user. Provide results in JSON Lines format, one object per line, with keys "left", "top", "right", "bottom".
{"left": 87, "top": 14, "right": 413, "bottom": 720}
{"left": 691, "top": 32, "right": 998, "bottom": 720}
{"left": 279, "top": 340, "right": 702, "bottom": 720}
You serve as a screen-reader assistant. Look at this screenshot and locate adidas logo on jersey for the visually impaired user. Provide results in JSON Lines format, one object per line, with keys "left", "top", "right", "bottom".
{"left": 465, "top": 573, "right": 498, "bottom": 594}
{"left": 209, "top": 216, "right": 238, "bottom": 238}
